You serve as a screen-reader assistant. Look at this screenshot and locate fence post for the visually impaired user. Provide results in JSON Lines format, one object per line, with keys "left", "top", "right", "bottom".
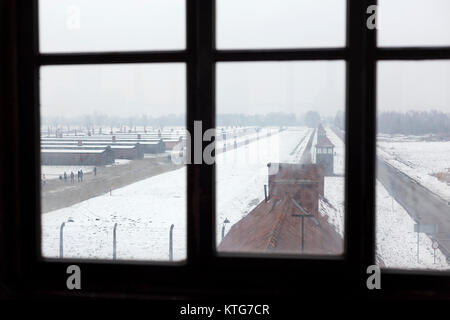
{"left": 59, "top": 222, "right": 66, "bottom": 258}
{"left": 221, "top": 218, "right": 230, "bottom": 241}
{"left": 169, "top": 224, "right": 174, "bottom": 261}
{"left": 113, "top": 223, "right": 118, "bottom": 260}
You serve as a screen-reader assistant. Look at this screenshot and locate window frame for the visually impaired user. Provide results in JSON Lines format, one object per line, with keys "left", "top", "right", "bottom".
{"left": 0, "top": 0, "right": 449, "bottom": 299}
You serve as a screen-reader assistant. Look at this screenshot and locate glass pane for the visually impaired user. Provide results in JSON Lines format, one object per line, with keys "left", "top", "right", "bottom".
{"left": 40, "top": 64, "right": 186, "bottom": 261}
{"left": 216, "top": 61, "right": 345, "bottom": 256}
{"left": 378, "top": 0, "right": 450, "bottom": 47}
{"left": 376, "top": 61, "right": 450, "bottom": 270}
{"left": 216, "top": 0, "right": 346, "bottom": 49}
{"left": 39, "top": 0, "right": 185, "bottom": 52}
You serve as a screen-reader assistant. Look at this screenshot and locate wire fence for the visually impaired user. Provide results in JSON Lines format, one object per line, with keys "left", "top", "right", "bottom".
{"left": 44, "top": 221, "right": 184, "bottom": 262}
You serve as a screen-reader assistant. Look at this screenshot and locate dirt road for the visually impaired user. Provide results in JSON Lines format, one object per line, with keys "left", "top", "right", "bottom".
{"left": 41, "top": 156, "right": 182, "bottom": 213}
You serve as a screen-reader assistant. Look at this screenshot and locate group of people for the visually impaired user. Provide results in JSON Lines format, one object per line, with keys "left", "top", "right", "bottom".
{"left": 58, "top": 167, "right": 97, "bottom": 183}
{"left": 41, "top": 167, "right": 98, "bottom": 186}
{"left": 59, "top": 170, "right": 82, "bottom": 182}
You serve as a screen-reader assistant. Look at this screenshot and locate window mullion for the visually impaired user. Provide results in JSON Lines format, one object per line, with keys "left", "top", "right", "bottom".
{"left": 345, "top": 0, "right": 377, "bottom": 287}
{"left": 187, "top": 0, "right": 216, "bottom": 265}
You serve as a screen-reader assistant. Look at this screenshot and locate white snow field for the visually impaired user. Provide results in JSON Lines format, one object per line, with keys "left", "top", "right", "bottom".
{"left": 375, "top": 136, "right": 450, "bottom": 270}
{"left": 378, "top": 136, "right": 450, "bottom": 202}
{"left": 42, "top": 167, "right": 187, "bottom": 261}
{"left": 331, "top": 128, "right": 449, "bottom": 269}
{"left": 376, "top": 180, "right": 448, "bottom": 270}
{"left": 321, "top": 128, "right": 345, "bottom": 236}
{"left": 326, "top": 128, "right": 450, "bottom": 269}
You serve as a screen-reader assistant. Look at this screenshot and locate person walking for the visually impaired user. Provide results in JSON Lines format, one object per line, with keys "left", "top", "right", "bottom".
{"left": 94, "top": 167, "right": 97, "bottom": 176}
{"left": 42, "top": 174, "right": 46, "bottom": 186}
{"left": 64, "top": 171, "right": 67, "bottom": 182}
{"left": 77, "top": 170, "right": 80, "bottom": 182}
{"left": 80, "top": 169, "right": 83, "bottom": 182}
{"left": 70, "top": 171, "right": 74, "bottom": 183}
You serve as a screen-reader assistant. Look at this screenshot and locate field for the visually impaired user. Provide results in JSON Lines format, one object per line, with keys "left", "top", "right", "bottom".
{"left": 378, "top": 134, "right": 450, "bottom": 202}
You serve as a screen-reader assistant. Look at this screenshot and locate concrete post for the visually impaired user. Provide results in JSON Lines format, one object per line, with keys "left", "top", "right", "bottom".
{"left": 113, "top": 223, "right": 118, "bottom": 260}
{"left": 59, "top": 222, "right": 66, "bottom": 258}
{"left": 169, "top": 224, "right": 174, "bottom": 261}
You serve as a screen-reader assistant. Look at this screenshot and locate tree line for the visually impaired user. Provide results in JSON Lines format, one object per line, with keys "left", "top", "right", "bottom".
{"left": 333, "top": 110, "right": 450, "bottom": 135}
{"left": 42, "top": 111, "right": 325, "bottom": 128}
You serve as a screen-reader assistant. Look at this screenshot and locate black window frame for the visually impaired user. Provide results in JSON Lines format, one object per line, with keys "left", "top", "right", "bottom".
{"left": 1, "top": 0, "right": 449, "bottom": 300}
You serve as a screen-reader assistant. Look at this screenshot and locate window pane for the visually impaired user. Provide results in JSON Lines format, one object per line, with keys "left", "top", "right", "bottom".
{"left": 378, "top": 0, "right": 450, "bottom": 47}
{"left": 39, "top": 0, "right": 185, "bottom": 52}
{"left": 216, "top": 0, "right": 346, "bottom": 49}
{"left": 40, "top": 64, "right": 186, "bottom": 261}
{"left": 216, "top": 61, "right": 345, "bottom": 256}
{"left": 376, "top": 61, "right": 450, "bottom": 270}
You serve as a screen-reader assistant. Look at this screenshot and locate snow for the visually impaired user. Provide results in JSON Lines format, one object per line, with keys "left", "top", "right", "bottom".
{"left": 41, "top": 149, "right": 106, "bottom": 153}
{"left": 323, "top": 177, "right": 344, "bottom": 236}
{"left": 325, "top": 127, "right": 345, "bottom": 175}
{"left": 216, "top": 128, "right": 313, "bottom": 244}
{"left": 42, "top": 166, "right": 94, "bottom": 180}
{"left": 109, "top": 159, "right": 132, "bottom": 166}
{"left": 376, "top": 180, "right": 449, "bottom": 270}
{"left": 328, "top": 127, "right": 449, "bottom": 270}
{"left": 42, "top": 160, "right": 131, "bottom": 180}
{"left": 378, "top": 137, "right": 450, "bottom": 202}
{"left": 42, "top": 167, "right": 187, "bottom": 261}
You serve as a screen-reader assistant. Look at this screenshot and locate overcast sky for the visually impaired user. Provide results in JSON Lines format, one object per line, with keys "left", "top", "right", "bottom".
{"left": 39, "top": 0, "right": 450, "bottom": 118}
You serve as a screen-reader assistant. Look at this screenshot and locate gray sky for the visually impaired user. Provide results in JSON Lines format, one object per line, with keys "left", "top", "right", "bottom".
{"left": 39, "top": 0, "right": 450, "bottom": 119}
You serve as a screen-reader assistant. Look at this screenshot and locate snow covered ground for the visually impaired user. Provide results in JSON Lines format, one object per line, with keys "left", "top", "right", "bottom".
{"left": 325, "top": 128, "right": 345, "bottom": 176}
{"left": 322, "top": 177, "right": 344, "bottom": 236}
{"left": 42, "top": 131, "right": 186, "bottom": 261}
{"left": 376, "top": 180, "right": 448, "bottom": 269}
{"left": 42, "top": 167, "right": 187, "bottom": 261}
{"left": 328, "top": 127, "right": 449, "bottom": 269}
{"left": 378, "top": 136, "right": 450, "bottom": 202}
{"left": 308, "top": 127, "right": 346, "bottom": 236}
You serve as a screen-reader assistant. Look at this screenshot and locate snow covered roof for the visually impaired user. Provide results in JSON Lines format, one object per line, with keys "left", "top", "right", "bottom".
{"left": 41, "top": 149, "right": 107, "bottom": 154}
